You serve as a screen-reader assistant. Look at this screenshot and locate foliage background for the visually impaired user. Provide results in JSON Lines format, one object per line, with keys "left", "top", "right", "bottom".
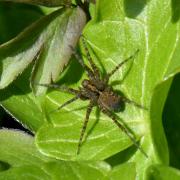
{"left": 0, "top": 0, "right": 180, "bottom": 179}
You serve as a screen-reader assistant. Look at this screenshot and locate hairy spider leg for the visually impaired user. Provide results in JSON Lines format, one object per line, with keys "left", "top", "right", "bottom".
{"left": 36, "top": 83, "right": 79, "bottom": 95}
{"left": 104, "top": 49, "right": 139, "bottom": 82}
{"left": 70, "top": 46, "right": 96, "bottom": 80}
{"left": 77, "top": 101, "right": 94, "bottom": 154}
{"left": 102, "top": 108, "right": 148, "bottom": 158}
{"left": 36, "top": 83, "right": 82, "bottom": 112}
{"left": 49, "top": 96, "right": 79, "bottom": 113}
{"left": 81, "top": 36, "right": 100, "bottom": 78}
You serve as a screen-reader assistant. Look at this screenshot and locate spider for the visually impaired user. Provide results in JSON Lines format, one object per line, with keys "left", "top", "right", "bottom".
{"left": 39, "top": 37, "right": 148, "bottom": 158}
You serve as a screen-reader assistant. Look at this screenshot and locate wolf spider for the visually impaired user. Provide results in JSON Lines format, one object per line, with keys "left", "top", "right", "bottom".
{"left": 39, "top": 37, "right": 147, "bottom": 157}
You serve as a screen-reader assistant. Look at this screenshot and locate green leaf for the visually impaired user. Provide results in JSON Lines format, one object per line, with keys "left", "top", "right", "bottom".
{"left": 109, "top": 163, "right": 136, "bottom": 180}
{"left": 0, "top": 161, "right": 110, "bottom": 180}
{"left": 0, "top": 0, "right": 71, "bottom": 7}
{"left": 0, "top": 4, "right": 45, "bottom": 131}
{"left": 0, "top": 6, "right": 86, "bottom": 131}
{"left": 0, "top": 68, "right": 45, "bottom": 132}
{"left": 0, "top": 7, "right": 86, "bottom": 95}
{"left": 145, "top": 164, "right": 180, "bottom": 180}
{"left": 0, "top": 129, "right": 49, "bottom": 166}
{"left": 43, "top": 161, "right": 110, "bottom": 180}
{"left": 0, "top": 129, "right": 110, "bottom": 179}
{"left": 36, "top": 0, "right": 180, "bottom": 169}
{"left": 31, "top": 6, "right": 86, "bottom": 95}
{"left": 0, "top": 165, "right": 51, "bottom": 180}
{"left": 0, "top": 8, "right": 60, "bottom": 89}
{"left": 0, "top": 130, "right": 50, "bottom": 179}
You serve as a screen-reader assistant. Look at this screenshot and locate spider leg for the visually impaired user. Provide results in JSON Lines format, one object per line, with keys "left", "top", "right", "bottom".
{"left": 49, "top": 96, "right": 79, "bottom": 113}
{"left": 122, "top": 97, "right": 148, "bottom": 110}
{"left": 101, "top": 108, "right": 148, "bottom": 158}
{"left": 70, "top": 46, "right": 95, "bottom": 80}
{"left": 104, "top": 49, "right": 139, "bottom": 82}
{"left": 77, "top": 101, "right": 94, "bottom": 154}
{"left": 81, "top": 36, "right": 100, "bottom": 78}
{"left": 35, "top": 83, "right": 79, "bottom": 95}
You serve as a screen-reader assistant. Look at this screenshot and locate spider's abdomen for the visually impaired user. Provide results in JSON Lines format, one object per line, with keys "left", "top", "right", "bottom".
{"left": 98, "top": 91, "right": 123, "bottom": 112}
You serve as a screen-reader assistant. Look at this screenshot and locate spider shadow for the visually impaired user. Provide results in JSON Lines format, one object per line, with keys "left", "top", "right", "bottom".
{"left": 48, "top": 100, "right": 101, "bottom": 142}
{"left": 105, "top": 143, "right": 138, "bottom": 166}
{"left": 114, "top": 112, "right": 137, "bottom": 138}
{"left": 80, "top": 105, "right": 137, "bottom": 148}
{"left": 82, "top": 107, "right": 101, "bottom": 146}
{"left": 48, "top": 104, "right": 101, "bottom": 147}
{"left": 109, "top": 59, "right": 134, "bottom": 87}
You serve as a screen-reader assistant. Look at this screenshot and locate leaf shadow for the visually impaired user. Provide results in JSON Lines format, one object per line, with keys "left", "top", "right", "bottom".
{"left": 0, "top": 2, "right": 44, "bottom": 44}
{"left": 0, "top": 160, "right": 11, "bottom": 171}
{"left": 171, "top": 0, "right": 180, "bottom": 23}
{"left": 163, "top": 73, "right": 180, "bottom": 169}
{"left": 57, "top": 56, "right": 84, "bottom": 86}
{"left": 0, "top": 3, "right": 45, "bottom": 101}
{"left": 123, "top": 0, "right": 147, "bottom": 18}
{"left": 42, "top": 56, "right": 84, "bottom": 97}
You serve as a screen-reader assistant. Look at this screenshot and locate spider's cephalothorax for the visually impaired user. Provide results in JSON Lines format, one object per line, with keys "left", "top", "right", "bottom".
{"left": 81, "top": 79, "right": 124, "bottom": 112}
{"left": 39, "top": 37, "right": 147, "bottom": 157}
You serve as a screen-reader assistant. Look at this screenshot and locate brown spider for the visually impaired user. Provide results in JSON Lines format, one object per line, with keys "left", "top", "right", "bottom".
{"left": 39, "top": 37, "right": 148, "bottom": 158}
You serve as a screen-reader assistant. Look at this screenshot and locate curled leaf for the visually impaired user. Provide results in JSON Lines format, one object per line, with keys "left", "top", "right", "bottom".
{"left": 0, "top": 0, "right": 71, "bottom": 7}
{"left": 31, "top": 6, "right": 86, "bottom": 95}
{"left": 0, "top": 7, "right": 86, "bottom": 96}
